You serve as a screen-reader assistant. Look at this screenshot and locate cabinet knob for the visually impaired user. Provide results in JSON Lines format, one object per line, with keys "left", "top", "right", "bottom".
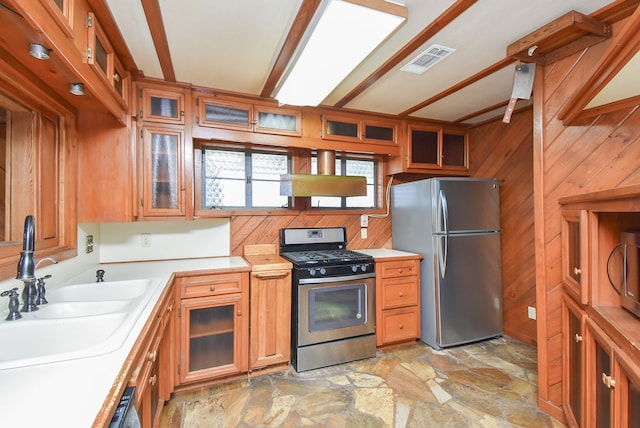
{"left": 399, "top": 292, "right": 404, "bottom": 297}
{"left": 574, "top": 333, "right": 583, "bottom": 343}
{"left": 237, "top": 309, "right": 242, "bottom": 316}
{"left": 398, "top": 269, "right": 403, "bottom": 273}
{"left": 399, "top": 324, "right": 404, "bottom": 330}
{"left": 148, "top": 350, "right": 157, "bottom": 362}
{"left": 573, "top": 266, "right": 582, "bottom": 275}
{"left": 210, "top": 285, "right": 216, "bottom": 292}
{"left": 167, "top": 304, "right": 173, "bottom": 313}
{"left": 149, "top": 374, "right": 157, "bottom": 386}
{"left": 602, "top": 373, "right": 616, "bottom": 389}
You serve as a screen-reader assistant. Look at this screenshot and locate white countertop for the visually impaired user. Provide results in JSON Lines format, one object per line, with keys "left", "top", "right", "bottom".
{"left": 355, "top": 248, "right": 423, "bottom": 259}
{"left": 0, "top": 256, "right": 249, "bottom": 428}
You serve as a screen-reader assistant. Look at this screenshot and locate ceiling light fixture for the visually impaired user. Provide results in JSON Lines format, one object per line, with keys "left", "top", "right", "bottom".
{"left": 29, "top": 43, "right": 51, "bottom": 60}
{"left": 69, "top": 83, "right": 85, "bottom": 96}
{"left": 275, "top": 0, "right": 407, "bottom": 107}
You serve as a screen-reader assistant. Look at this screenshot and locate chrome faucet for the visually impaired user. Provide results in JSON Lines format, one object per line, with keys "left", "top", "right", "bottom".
{"left": 15, "top": 216, "right": 57, "bottom": 312}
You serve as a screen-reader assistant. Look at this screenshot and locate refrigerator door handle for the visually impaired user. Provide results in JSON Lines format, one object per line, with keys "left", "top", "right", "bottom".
{"left": 438, "top": 190, "right": 449, "bottom": 234}
{"left": 438, "top": 235, "right": 448, "bottom": 277}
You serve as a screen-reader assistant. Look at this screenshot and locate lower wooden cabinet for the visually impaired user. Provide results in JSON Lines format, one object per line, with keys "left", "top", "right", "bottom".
{"left": 562, "top": 294, "right": 586, "bottom": 427}
{"left": 176, "top": 272, "right": 249, "bottom": 384}
{"left": 128, "top": 282, "right": 174, "bottom": 428}
{"left": 249, "top": 269, "right": 292, "bottom": 370}
{"left": 375, "top": 257, "right": 421, "bottom": 347}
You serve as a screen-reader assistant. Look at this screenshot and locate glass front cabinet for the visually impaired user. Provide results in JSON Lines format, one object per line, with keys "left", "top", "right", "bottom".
{"left": 140, "top": 125, "right": 185, "bottom": 217}
{"left": 400, "top": 125, "right": 468, "bottom": 173}
{"left": 177, "top": 272, "right": 249, "bottom": 384}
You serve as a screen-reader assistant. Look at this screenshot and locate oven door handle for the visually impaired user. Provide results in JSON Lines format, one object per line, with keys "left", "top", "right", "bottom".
{"left": 298, "top": 273, "right": 375, "bottom": 285}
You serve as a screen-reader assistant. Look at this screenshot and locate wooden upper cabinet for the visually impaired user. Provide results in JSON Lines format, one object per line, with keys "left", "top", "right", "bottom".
{"left": 139, "top": 87, "right": 185, "bottom": 125}
{"left": 86, "top": 12, "right": 128, "bottom": 106}
{"left": 196, "top": 97, "right": 301, "bottom": 136}
{"left": 393, "top": 124, "right": 469, "bottom": 174}
{"left": 321, "top": 114, "right": 397, "bottom": 144}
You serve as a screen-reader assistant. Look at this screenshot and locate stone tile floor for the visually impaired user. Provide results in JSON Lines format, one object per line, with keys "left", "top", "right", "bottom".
{"left": 160, "top": 336, "right": 565, "bottom": 427}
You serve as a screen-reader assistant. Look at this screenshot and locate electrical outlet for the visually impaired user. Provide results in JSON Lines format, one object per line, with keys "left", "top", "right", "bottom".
{"left": 361, "top": 228, "right": 367, "bottom": 239}
{"left": 360, "top": 214, "right": 368, "bottom": 228}
{"left": 141, "top": 233, "right": 151, "bottom": 247}
{"left": 85, "top": 235, "right": 94, "bottom": 254}
{"left": 527, "top": 306, "right": 537, "bottom": 320}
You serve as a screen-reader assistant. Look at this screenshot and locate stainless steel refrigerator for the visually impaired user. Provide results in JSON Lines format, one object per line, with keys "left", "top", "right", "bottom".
{"left": 391, "top": 177, "right": 503, "bottom": 349}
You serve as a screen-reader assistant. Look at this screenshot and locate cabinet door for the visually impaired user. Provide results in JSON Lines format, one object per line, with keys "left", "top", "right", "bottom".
{"left": 249, "top": 270, "right": 291, "bottom": 369}
{"left": 322, "top": 115, "right": 360, "bottom": 142}
{"left": 197, "top": 98, "right": 252, "bottom": 131}
{"left": 613, "top": 347, "right": 640, "bottom": 427}
{"left": 141, "top": 125, "right": 185, "bottom": 217}
{"left": 408, "top": 125, "right": 440, "bottom": 168}
{"left": 179, "top": 294, "right": 247, "bottom": 383}
{"left": 585, "top": 318, "right": 615, "bottom": 427}
{"left": 562, "top": 294, "right": 586, "bottom": 427}
{"left": 363, "top": 120, "right": 396, "bottom": 144}
{"left": 140, "top": 87, "right": 185, "bottom": 124}
{"left": 254, "top": 106, "right": 301, "bottom": 136}
{"left": 442, "top": 130, "right": 467, "bottom": 168}
{"left": 562, "top": 210, "right": 589, "bottom": 305}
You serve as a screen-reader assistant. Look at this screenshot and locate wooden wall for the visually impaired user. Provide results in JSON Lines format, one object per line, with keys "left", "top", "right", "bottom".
{"left": 534, "top": 16, "right": 640, "bottom": 417}
{"left": 469, "top": 109, "right": 536, "bottom": 346}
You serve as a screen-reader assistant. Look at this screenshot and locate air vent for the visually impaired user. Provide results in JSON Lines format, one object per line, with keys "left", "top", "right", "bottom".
{"left": 401, "top": 44, "right": 455, "bottom": 74}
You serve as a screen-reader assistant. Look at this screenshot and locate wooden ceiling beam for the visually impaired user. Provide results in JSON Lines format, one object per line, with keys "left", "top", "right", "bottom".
{"left": 141, "top": 0, "right": 175, "bottom": 82}
{"left": 333, "top": 0, "right": 477, "bottom": 109}
{"left": 261, "top": 0, "right": 322, "bottom": 98}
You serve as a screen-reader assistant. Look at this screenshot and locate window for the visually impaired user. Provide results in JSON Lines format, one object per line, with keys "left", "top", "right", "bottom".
{"left": 311, "top": 155, "right": 376, "bottom": 209}
{"left": 202, "top": 148, "right": 289, "bottom": 209}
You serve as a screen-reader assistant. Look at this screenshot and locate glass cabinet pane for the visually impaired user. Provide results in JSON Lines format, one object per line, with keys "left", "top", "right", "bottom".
{"left": 595, "top": 342, "right": 611, "bottom": 427}
{"left": 568, "top": 221, "right": 581, "bottom": 283}
{"left": 150, "top": 132, "right": 179, "bottom": 210}
{"left": 204, "top": 103, "right": 250, "bottom": 127}
{"left": 442, "top": 133, "right": 466, "bottom": 167}
{"left": 629, "top": 382, "right": 640, "bottom": 426}
{"left": 410, "top": 128, "right": 439, "bottom": 165}
{"left": 257, "top": 111, "right": 297, "bottom": 131}
{"left": 326, "top": 119, "right": 358, "bottom": 139}
{"left": 188, "top": 305, "right": 235, "bottom": 371}
{"left": 151, "top": 96, "right": 178, "bottom": 120}
{"left": 364, "top": 124, "right": 394, "bottom": 142}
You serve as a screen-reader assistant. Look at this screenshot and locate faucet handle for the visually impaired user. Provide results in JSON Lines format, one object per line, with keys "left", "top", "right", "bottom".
{"left": 96, "top": 269, "right": 105, "bottom": 282}
{"left": 1, "top": 288, "right": 22, "bottom": 321}
{"left": 36, "top": 274, "right": 52, "bottom": 305}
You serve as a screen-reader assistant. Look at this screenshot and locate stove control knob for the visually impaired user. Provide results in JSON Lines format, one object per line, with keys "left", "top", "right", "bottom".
{"left": 320, "top": 268, "right": 326, "bottom": 275}
{"left": 351, "top": 265, "right": 358, "bottom": 272}
{"left": 309, "top": 268, "right": 316, "bottom": 276}
{"left": 361, "top": 264, "right": 367, "bottom": 272}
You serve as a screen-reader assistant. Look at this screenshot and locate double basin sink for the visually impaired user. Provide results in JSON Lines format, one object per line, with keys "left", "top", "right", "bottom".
{"left": 0, "top": 277, "right": 164, "bottom": 370}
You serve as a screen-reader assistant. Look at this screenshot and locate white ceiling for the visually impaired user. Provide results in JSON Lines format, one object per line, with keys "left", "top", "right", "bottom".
{"left": 105, "top": 0, "right": 630, "bottom": 125}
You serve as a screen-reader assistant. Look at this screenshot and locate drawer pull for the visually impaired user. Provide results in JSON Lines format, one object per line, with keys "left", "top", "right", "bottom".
{"left": 573, "top": 266, "right": 582, "bottom": 276}
{"left": 149, "top": 374, "right": 157, "bottom": 386}
{"left": 602, "top": 373, "right": 616, "bottom": 389}
{"left": 574, "top": 333, "right": 583, "bottom": 343}
{"left": 254, "top": 272, "right": 289, "bottom": 279}
{"left": 210, "top": 285, "right": 216, "bottom": 292}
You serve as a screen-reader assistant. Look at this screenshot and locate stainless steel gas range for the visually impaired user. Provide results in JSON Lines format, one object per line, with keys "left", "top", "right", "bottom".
{"left": 280, "top": 227, "right": 376, "bottom": 372}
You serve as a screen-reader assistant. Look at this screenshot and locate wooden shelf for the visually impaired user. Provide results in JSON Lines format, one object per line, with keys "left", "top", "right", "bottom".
{"left": 507, "top": 10, "right": 611, "bottom": 65}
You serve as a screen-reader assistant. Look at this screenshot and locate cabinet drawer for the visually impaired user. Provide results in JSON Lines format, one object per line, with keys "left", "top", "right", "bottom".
{"left": 380, "top": 307, "right": 420, "bottom": 344}
{"left": 180, "top": 273, "right": 244, "bottom": 298}
{"left": 379, "top": 260, "right": 419, "bottom": 279}
{"left": 380, "top": 276, "right": 419, "bottom": 309}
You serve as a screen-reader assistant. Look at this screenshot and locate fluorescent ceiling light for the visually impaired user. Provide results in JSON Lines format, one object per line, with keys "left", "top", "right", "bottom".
{"left": 275, "top": 0, "right": 407, "bottom": 107}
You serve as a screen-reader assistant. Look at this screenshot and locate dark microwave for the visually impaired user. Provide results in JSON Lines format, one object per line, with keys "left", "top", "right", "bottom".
{"left": 620, "top": 231, "right": 640, "bottom": 319}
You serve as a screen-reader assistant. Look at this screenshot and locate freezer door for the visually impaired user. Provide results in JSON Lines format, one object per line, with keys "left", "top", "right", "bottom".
{"left": 434, "top": 179, "right": 500, "bottom": 233}
{"left": 435, "top": 232, "right": 503, "bottom": 348}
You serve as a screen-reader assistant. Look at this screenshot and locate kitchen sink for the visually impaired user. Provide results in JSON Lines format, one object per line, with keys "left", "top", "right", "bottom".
{"left": 32, "top": 300, "right": 132, "bottom": 319}
{"left": 0, "top": 277, "right": 164, "bottom": 370}
{"left": 49, "top": 278, "right": 155, "bottom": 301}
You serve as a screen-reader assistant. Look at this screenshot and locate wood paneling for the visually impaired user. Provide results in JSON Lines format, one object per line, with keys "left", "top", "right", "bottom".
{"left": 469, "top": 108, "right": 536, "bottom": 346}
{"left": 230, "top": 213, "right": 392, "bottom": 256}
{"left": 534, "top": 14, "right": 640, "bottom": 416}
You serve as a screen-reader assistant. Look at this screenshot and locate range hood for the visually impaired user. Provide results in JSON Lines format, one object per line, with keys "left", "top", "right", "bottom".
{"left": 280, "top": 150, "right": 367, "bottom": 197}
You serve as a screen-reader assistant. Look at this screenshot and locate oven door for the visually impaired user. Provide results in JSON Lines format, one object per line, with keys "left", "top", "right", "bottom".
{"left": 297, "top": 274, "right": 375, "bottom": 347}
